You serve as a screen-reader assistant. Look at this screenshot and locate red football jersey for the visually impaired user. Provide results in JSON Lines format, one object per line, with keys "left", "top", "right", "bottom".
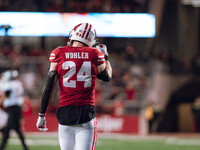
{"left": 49, "top": 46, "right": 105, "bottom": 107}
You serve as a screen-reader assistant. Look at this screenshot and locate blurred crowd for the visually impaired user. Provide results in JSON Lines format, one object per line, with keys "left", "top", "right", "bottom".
{"left": 1, "top": 35, "right": 200, "bottom": 116}
{"left": 0, "top": 0, "right": 150, "bottom": 116}
{"left": 1, "top": 0, "right": 200, "bottom": 117}
{"left": 0, "top": 37, "right": 150, "bottom": 115}
{"left": 0, "top": 0, "right": 148, "bottom": 13}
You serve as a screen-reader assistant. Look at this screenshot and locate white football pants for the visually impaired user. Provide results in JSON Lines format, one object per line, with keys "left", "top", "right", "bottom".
{"left": 58, "top": 118, "right": 97, "bottom": 150}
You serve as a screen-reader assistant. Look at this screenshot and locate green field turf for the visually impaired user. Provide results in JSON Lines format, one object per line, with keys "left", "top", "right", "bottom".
{"left": 1, "top": 133, "right": 200, "bottom": 150}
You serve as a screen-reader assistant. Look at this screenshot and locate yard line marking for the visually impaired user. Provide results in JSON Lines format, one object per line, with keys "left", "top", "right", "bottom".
{"left": 166, "top": 138, "right": 200, "bottom": 146}
{"left": 8, "top": 139, "right": 59, "bottom": 146}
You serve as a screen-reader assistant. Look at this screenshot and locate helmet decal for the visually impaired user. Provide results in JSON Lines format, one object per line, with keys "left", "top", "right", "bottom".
{"left": 81, "top": 23, "right": 88, "bottom": 38}
{"left": 73, "top": 23, "right": 82, "bottom": 32}
{"left": 85, "top": 24, "right": 92, "bottom": 40}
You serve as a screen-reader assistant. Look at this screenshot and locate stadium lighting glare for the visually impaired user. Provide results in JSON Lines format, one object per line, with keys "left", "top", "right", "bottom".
{"left": 0, "top": 25, "right": 12, "bottom": 36}
{"left": 0, "top": 12, "right": 156, "bottom": 38}
{"left": 181, "top": 0, "right": 200, "bottom": 7}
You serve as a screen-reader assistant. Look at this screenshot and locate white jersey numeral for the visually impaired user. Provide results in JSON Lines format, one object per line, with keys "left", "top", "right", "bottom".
{"left": 77, "top": 61, "right": 92, "bottom": 88}
{"left": 62, "top": 61, "right": 92, "bottom": 88}
{"left": 62, "top": 61, "right": 76, "bottom": 88}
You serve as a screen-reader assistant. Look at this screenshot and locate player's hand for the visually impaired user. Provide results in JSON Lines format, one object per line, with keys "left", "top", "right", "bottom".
{"left": 96, "top": 44, "right": 108, "bottom": 56}
{"left": 36, "top": 115, "right": 48, "bottom": 132}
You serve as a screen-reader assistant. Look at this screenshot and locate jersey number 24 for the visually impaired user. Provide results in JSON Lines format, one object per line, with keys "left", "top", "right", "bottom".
{"left": 62, "top": 61, "right": 92, "bottom": 88}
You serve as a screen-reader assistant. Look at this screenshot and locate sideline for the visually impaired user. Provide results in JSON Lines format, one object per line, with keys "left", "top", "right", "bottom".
{"left": 4, "top": 132, "right": 200, "bottom": 146}
{"left": 25, "top": 132, "right": 200, "bottom": 139}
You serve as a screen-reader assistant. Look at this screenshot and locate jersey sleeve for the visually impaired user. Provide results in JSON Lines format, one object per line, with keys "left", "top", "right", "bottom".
{"left": 93, "top": 48, "right": 105, "bottom": 66}
{"left": 49, "top": 47, "right": 61, "bottom": 63}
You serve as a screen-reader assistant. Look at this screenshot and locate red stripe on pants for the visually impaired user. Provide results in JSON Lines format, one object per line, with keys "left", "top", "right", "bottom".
{"left": 91, "top": 118, "right": 97, "bottom": 150}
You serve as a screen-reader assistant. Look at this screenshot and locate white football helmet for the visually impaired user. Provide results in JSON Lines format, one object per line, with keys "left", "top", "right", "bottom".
{"left": 68, "top": 23, "right": 96, "bottom": 47}
{"left": 1, "top": 70, "right": 19, "bottom": 82}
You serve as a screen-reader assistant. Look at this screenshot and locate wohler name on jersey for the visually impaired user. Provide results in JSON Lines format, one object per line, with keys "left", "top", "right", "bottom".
{"left": 65, "top": 52, "right": 89, "bottom": 59}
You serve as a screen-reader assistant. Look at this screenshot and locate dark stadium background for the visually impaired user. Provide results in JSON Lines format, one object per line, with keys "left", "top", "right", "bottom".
{"left": 0, "top": 0, "right": 200, "bottom": 135}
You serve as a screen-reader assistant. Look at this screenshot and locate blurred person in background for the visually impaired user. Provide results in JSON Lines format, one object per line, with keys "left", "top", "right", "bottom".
{"left": 22, "top": 94, "right": 33, "bottom": 116}
{"left": 192, "top": 97, "right": 200, "bottom": 132}
{"left": 145, "top": 102, "right": 154, "bottom": 133}
{"left": 145, "top": 102, "right": 161, "bottom": 133}
{"left": 0, "top": 80, "right": 8, "bottom": 133}
{"left": 36, "top": 22, "right": 112, "bottom": 150}
{"left": 0, "top": 107, "right": 8, "bottom": 134}
{"left": 0, "top": 70, "right": 29, "bottom": 150}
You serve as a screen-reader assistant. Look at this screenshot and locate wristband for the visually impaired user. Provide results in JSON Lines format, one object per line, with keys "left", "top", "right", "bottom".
{"left": 39, "top": 113, "right": 45, "bottom": 117}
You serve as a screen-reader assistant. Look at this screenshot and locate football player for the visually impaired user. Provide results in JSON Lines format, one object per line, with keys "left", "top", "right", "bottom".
{"left": 36, "top": 23, "right": 112, "bottom": 150}
{"left": 0, "top": 70, "right": 29, "bottom": 150}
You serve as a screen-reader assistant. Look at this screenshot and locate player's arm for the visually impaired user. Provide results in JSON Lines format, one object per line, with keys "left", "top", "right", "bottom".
{"left": 96, "top": 44, "right": 112, "bottom": 82}
{"left": 0, "top": 92, "right": 6, "bottom": 106}
{"left": 36, "top": 62, "right": 58, "bottom": 132}
{"left": 104, "top": 59, "right": 112, "bottom": 78}
{"left": 40, "top": 62, "right": 58, "bottom": 115}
